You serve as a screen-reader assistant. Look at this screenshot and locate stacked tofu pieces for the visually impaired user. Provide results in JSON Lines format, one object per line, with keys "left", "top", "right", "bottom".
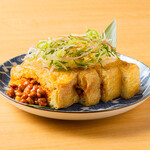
{"left": 95, "top": 59, "right": 140, "bottom": 102}
{"left": 10, "top": 58, "right": 140, "bottom": 109}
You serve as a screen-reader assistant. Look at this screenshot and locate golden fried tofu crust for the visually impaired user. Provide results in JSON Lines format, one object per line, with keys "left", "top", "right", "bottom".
{"left": 77, "top": 68, "right": 101, "bottom": 106}
{"left": 95, "top": 59, "right": 140, "bottom": 102}
{"left": 119, "top": 61, "right": 140, "bottom": 99}
{"left": 9, "top": 57, "right": 140, "bottom": 109}
{"left": 100, "top": 65, "right": 122, "bottom": 102}
{"left": 95, "top": 59, "right": 122, "bottom": 102}
{"left": 10, "top": 60, "right": 80, "bottom": 109}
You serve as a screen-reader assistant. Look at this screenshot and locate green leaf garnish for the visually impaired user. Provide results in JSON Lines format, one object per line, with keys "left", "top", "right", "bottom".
{"left": 26, "top": 19, "right": 118, "bottom": 71}
{"left": 37, "top": 41, "right": 48, "bottom": 49}
{"left": 102, "top": 19, "right": 117, "bottom": 48}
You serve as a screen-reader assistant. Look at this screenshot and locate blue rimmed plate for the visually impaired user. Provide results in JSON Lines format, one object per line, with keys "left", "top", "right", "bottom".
{"left": 0, "top": 54, "right": 150, "bottom": 120}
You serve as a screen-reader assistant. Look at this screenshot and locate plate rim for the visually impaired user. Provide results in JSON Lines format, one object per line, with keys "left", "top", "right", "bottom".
{"left": 0, "top": 54, "right": 150, "bottom": 114}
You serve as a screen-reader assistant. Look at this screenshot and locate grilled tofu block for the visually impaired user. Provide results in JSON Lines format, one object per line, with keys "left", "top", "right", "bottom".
{"left": 119, "top": 61, "right": 140, "bottom": 99}
{"left": 77, "top": 68, "right": 101, "bottom": 106}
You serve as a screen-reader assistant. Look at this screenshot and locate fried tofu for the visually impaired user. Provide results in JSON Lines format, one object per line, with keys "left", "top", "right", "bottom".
{"left": 101, "top": 66, "right": 122, "bottom": 102}
{"left": 119, "top": 61, "right": 140, "bottom": 99}
{"left": 77, "top": 68, "right": 101, "bottom": 106}
{"left": 9, "top": 57, "right": 140, "bottom": 109}
{"left": 95, "top": 60, "right": 122, "bottom": 102}
{"left": 10, "top": 60, "right": 79, "bottom": 109}
{"left": 49, "top": 77, "right": 79, "bottom": 109}
{"left": 96, "top": 59, "right": 140, "bottom": 102}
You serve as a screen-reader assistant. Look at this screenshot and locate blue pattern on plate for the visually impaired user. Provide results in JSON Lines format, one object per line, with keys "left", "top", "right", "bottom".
{"left": 0, "top": 54, "right": 150, "bottom": 112}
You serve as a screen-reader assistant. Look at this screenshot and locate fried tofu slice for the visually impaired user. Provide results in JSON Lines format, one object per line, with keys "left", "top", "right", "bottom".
{"left": 119, "top": 61, "right": 140, "bottom": 99}
{"left": 49, "top": 78, "right": 79, "bottom": 109}
{"left": 77, "top": 68, "right": 101, "bottom": 106}
{"left": 10, "top": 60, "right": 79, "bottom": 109}
{"left": 101, "top": 65, "right": 122, "bottom": 102}
{"left": 95, "top": 59, "right": 140, "bottom": 102}
{"left": 95, "top": 60, "right": 122, "bottom": 102}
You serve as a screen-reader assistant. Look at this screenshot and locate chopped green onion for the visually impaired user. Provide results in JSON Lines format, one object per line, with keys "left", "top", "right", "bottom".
{"left": 37, "top": 41, "right": 48, "bottom": 49}
{"left": 26, "top": 23, "right": 119, "bottom": 71}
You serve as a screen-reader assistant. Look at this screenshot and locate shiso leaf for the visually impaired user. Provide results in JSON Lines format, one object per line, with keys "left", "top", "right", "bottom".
{"left": 102, "top": 19, "right": 117, "bottom": 48}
